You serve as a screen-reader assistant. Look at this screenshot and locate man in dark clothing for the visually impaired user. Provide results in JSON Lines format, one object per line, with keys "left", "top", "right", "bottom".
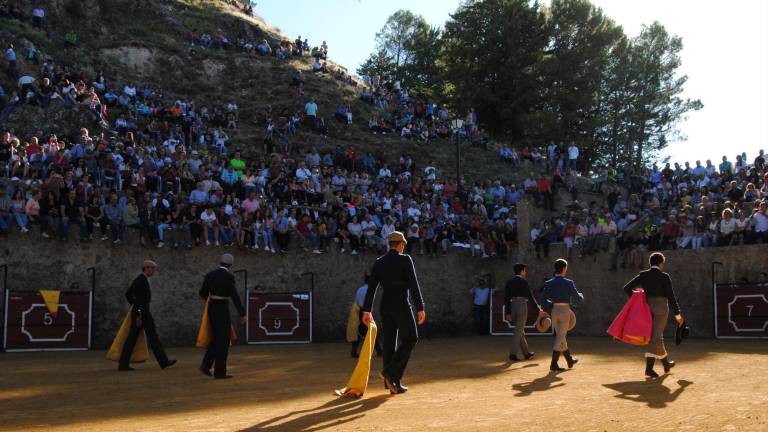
{"left": 622, "top": 252, "right": 684, "bottom": 378}
{"left": 119, "top": 260, "right": 176, "bottom": 371}
{"left": 504, "top": 263, "right": 543, "bottom": 361}
{"left": 198, "top": 253, "right": 246, "bottom": 379}
{"left": 362, "top": 231, "right": 426, "bottom": 394}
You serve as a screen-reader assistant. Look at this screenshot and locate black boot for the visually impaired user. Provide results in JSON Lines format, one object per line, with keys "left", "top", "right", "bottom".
{"left": 645, "top": 357, "right": 659, "bottom": 378}
{"left": 550, "top": 351, "right": 565, "bottom": 372}
{"left": 563, "top": 350, "right": 578, "bottom": 368}
{"left": 661, "top": 356, "right": 675, "bottom": 373}
{"left": 350, "top": 342, "right": 359, "bottom": 358}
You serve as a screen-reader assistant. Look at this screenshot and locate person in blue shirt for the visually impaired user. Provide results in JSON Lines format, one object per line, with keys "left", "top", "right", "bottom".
{"left": 540, "top": 258, "right": 584, "bottom": 372}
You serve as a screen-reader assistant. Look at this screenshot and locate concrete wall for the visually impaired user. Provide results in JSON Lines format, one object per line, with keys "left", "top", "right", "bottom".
{"left": 1, "top": 237, "right": 766, "bottom": 348}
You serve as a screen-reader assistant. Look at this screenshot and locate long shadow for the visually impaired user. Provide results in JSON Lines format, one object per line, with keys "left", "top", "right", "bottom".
{"left": 603, "top": 375, "right": 693, "bottom": 408}
{"left": 240, "top": 394, "right": 389, "bottom": 432}
{"left": 511, "top": 372, "right": 566, "bottom": 396}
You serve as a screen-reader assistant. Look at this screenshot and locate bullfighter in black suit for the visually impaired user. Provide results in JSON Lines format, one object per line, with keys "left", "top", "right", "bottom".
{"left": 622, "top": 252, "right": 685, "bottom": 378}
{"left": 119, "top": 260, "right": 176, "bottom": 371}
{"left": 362, "top": 231, "right": 426, "bottom": 394}
{"left": 199, "top": 253, "right": 246, "bottom": 379}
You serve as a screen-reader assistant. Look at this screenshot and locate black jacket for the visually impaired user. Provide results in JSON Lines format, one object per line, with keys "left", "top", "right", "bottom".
{"left": 363, "top": 249, "right": 424, "bottom": 313}
{"left": 504, "top": 276, "right": 540, "bottom": 312}
{"left": 126, "top": 274, "right": 152, "bottom": 315}
{"left": 623, "top": 267, "right": 681, "bottom": 316}
{"left": 199, "top": 267, "right": 246, "bottom": 316}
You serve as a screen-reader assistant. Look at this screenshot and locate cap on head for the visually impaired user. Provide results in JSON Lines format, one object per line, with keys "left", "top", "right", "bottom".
{"left": 220, "top": 253, "right": 235, "bottom": 266}
{"left": 143, "top": 260, "right": 158, "bottom": 269}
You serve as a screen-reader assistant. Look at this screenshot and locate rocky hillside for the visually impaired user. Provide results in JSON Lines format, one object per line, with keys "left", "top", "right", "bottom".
{"left": 0, "top": 0, "right": 554, "bottom": 184}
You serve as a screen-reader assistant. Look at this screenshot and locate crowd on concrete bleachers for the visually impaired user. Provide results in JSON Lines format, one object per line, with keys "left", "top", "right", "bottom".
{"left": 1, "top": 4, "right": 766, "bottom": 265}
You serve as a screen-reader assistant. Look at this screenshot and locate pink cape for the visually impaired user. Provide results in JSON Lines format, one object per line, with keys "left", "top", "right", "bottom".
{"left": 607, "top": 289, "right": 652, "bottom": 346}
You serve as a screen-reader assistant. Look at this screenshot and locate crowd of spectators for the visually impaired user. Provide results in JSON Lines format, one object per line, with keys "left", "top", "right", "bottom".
{"left": 1, "top": 5, "right": 767, "bottom": 266}
{"left": 524, "top": 150, "right": 768, "bottom": 269}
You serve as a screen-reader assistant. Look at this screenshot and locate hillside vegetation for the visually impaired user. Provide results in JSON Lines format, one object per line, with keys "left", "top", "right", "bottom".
{"left": 0, "top": 0, "right": 528, "bottom": 184}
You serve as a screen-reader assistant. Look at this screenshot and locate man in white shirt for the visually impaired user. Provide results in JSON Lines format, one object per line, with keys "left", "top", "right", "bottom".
{"left": 295, "top": 162, "right": 311, "bottom": 182}
{"left": 752, "top": 201, "right": 768, "bottom": 242}
{"left": 406, "top": 202, "right": 421, "bottom": 222}
{"left": 378, "top": 164, "right": 391, "bottom": 179}
{"left": 567, "top": 142, "right": 579, "bottom": 171}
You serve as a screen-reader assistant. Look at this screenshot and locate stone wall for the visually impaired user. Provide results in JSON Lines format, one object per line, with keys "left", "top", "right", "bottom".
{"left": 1, "top": 237, "right": 766, "bottom": 348}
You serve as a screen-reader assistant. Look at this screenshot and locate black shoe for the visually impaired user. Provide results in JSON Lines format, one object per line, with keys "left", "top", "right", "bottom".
{"left": 199, "top": 366, "right": 212, "bottom": 377}
{"left": 393, "top": 382, "right": 408, "bottom": 394}
{"left": 524, "top": 352, "right": 535, "bottom": 360}
{"left": 661, "top": 357, "right": 675, "bottom": 373}
{"left": 508, "top": 354, "right": 520, "bottom": 362}
{"left": 379, "top": 372, "right": 397, "bottom": 394}
{"left": 563, "top": 350, "right": 578, "bottom": 369}
{"left": 118, "top": 366, "right": 134, "bottom": 371}
{"left": 161, "top": 359, "right": 177, "bottom": 369}
{"left": 550, "top": 351, "right": 565, "bottom": 372}
{"left": 214, "top": 375, "right": 234, "bottom": 379}
{"left": 645, "top": 357, "right": 659, "bottom": 379}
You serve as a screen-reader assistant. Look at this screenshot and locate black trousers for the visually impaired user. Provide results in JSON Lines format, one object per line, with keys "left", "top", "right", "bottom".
{"left": 380, "top": 306, "right": 419, "bottom": 382}
{"left": 119, "top": 308, "right": 169, "bottom": 368}
{"left": 201, "top": 300, "right": 231, "bottom": 377}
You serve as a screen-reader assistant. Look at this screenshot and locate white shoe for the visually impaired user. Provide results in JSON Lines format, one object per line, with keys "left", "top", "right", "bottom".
{"left": 351, "top": 250, "right": 358, "bottom": 255}
{"left": 215, "top": 241, "right": 220, "bottom": 246}
{"left": 271, "top": 248, "right": 276, "bottom": 253}
{"left": 313, "top": 249, "right": 321, "bottom": 254}
{"left": 157, "top": 242, "right": 164, "bottom": 248}
{"left": 101, "top": 235, "right": 109, "bottom": 241}
{"left": 341, "top": 248, "right": 345, "bottom": 253}
{"left": 21, "top": 227, "right": 28, "bottom": 233}
{"left": 205, "top": 240, "right": 211, "bottom": 246}
{"left": 253, "top": 244, "right": 259, "bottom": 250}
{"left": 42, "top": 232, "right": 50, "bottom": 238}
{"left": 113, "top": 239, "right": 121, "bottom": 244}
{"left": 482, "top": 253, "right": 490, "bottom": 258}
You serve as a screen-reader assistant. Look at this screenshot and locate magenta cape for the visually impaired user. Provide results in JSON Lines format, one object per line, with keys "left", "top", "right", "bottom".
{"left": 607, "top": 289, "right": 652, "bottom": 346}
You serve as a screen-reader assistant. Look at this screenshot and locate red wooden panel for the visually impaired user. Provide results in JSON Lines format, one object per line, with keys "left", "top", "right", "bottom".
{"left": 4, "top": 291, "right": 91, "bottom": 351}
{"left": 247, "top": 292, "right": 312, "bottom": 344}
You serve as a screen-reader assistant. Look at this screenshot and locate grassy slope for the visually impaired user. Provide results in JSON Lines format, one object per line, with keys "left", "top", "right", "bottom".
{"left": 0, "top": 0, "right": 565, "bottom": 186}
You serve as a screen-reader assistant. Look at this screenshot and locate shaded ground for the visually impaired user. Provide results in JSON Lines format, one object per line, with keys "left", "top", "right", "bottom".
{"left": 0, "top": 337, "right": 766, "bottom": 431}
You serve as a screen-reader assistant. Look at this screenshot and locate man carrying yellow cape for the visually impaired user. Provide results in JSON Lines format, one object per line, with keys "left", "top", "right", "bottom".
{"left": 107, "top": 306, "right": 149, "bottom": 363}
{"left": 335, "top": 322, "right": 378, "bottom": 398}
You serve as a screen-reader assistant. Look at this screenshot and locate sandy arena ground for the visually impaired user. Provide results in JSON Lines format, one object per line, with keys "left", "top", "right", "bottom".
{"left": 0, "top": 337, "right": 766, "bottom": 432}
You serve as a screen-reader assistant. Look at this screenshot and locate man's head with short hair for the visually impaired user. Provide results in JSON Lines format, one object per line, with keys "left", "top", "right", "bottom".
{"left": 554, "top": 258, "right": 568, "bottom": 275}
{"left": 649, "top": 252, "right": 665, "bottom": 268}
{"left": 513, "top": 263, "right": 527, "bottom": 276}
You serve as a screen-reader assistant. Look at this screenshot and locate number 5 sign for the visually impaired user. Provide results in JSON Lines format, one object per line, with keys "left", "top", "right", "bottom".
{"left": 3, "top": 291, "right": 93, "bottom": 351}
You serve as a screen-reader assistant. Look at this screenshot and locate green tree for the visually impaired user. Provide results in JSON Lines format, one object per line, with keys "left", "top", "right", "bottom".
{"left": 441, "top": 0, "right": 548, "bottom": 137}
{"left": 624, "top": 22, "right": 703, "bottom": 166}
{"left": 538, "top": 0, "right": 624, "bottom": 167}
{"left": 357, "top": 49, "right": 396, "bottom": 83}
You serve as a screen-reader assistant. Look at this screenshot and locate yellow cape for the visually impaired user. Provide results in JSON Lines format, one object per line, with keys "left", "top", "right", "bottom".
{"left": 196, "top": 297, "right": 237, "bottom": 348}
{"left": 346, "top": 303, "right": 361, "bottom": 342}
{"left": 106, "top": 307, "right": 148, "bottom": 363}
{"left": 335, "top": 322, "right": 377, "bottom": 398}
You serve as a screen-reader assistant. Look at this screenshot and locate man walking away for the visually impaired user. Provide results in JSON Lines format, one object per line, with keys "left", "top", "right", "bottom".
{"left": 199, "top": 253, "right": 246, "bottom": 379}
{"left": 505, "top": 263, "right": 543, "bottom": 361}
{"left": 622, "top": 252, "right": 684, "bottom": 378}
{"left": 540, "top": 259, "right": 584, "bottom": 372}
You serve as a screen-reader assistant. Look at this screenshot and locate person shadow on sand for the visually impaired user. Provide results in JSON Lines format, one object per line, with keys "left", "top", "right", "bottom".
{"left": 603, "top": 375, "right": 693, "bottom": 408}
{"left": 511, "top": 372, "right": 566, "bottom": 397}
{"left": 242, "top": 394, "right": 389, "bottom": 431}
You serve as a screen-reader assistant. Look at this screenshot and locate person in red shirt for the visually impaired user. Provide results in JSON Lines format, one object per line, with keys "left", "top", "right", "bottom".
{"left": 537, "top": 176, "right": 554, "bottom": 210}
{"left": 660, "top": 217, "right": 681, "bottom": 249}
{"left": 296, "top": 214, "right": 320, "bottom": 253}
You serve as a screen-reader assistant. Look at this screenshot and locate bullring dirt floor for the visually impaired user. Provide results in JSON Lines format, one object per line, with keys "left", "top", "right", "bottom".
{"left": 0, "top": 337, "right": 766, "bottom": 432}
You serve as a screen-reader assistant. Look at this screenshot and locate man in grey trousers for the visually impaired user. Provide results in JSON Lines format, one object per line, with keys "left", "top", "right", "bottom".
{"left": 504, "top": 263, "right": 544, "bottom": 361}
